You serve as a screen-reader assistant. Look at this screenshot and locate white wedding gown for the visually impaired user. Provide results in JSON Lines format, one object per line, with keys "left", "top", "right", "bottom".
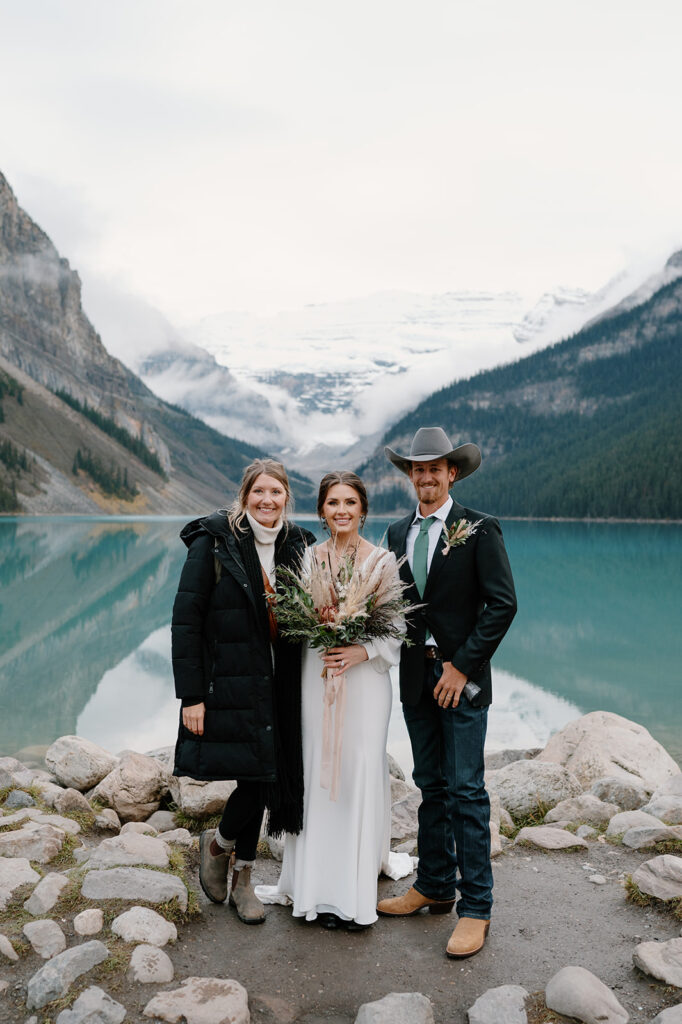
{"left": 257, "top": 548, "right": 414, "bottom": 926}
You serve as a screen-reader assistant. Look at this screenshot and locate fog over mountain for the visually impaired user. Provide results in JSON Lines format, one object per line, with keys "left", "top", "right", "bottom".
{"left": 101, "top": 256, "right": 675, "bottom": 476}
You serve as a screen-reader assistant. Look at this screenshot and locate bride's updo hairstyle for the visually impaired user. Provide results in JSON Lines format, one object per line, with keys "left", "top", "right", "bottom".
{"left": 317, "top": 471, "right": 369, "bottom": 528}
{"left": 228, "top": 458, "right": 293, "bottom": 532}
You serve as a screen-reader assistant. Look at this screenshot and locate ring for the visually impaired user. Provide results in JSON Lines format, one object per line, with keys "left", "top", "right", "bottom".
{"left": 341, "top": 660, "right": 346, "bottom": 667}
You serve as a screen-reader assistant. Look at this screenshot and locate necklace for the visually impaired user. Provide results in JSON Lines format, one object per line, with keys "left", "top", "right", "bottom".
{"left": 326, "top": 539, "right": 359, "bottom": 578}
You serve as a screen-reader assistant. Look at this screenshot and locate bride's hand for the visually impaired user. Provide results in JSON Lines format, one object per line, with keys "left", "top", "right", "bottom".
{"left": 323, "top": 645, "right": 369, "bottom": 676}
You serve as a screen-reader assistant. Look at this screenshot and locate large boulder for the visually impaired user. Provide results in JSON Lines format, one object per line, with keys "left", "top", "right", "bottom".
{"left": 45, "top": 736, "right": 118, "bottom": 791}
{"left": 26, "top": 940, "right": 109, "bottom": 1010}
{"left": 467, "top": 985, "right": 529, "bottom": 1024}
{"left": 168, "top": 777, "right": 235, "bottom": 820}
{"left": 143, "top": 977, "right": 249, "bottom": 1024}
{"left": 91, "top": 752, "right": 170, "bottom": 822}
{"left": 633, "top": 937, "right": 682, "bottom": 987}
{"left": 486, "top": 761, "right": 582, "bottom": 819}
{"left": 515, "top": 826, "right": 588, "bottom": 851}
{"left": 544, "top": 794, "right": 619, "bottom": 827}
{"left": 590, "top": 776, "right": 649, "bottom": 810}
{"left": 81, "top": 833, "right": 170, "bottom": 871}
{"left": 55, "top": 985, "right": 126, "bottom": 1024}
{"left": 355, "top": 992, "right": 434, "bottom": 1023}
{"left": 0, "top": 822, "right": 65, "bottom": 863}
{"left": 606, "top": 810, "right": 665, "bottom": 836}
{"left": 81, "top": 867, "right": 188, "bottom": 911}
{"left": 536, "top": 712, "right": 680, "bottom": 792}
{"left": 631, "top": 854, "right": 682, "bottom": 901}
{"left": 0, "top": 856, "right": 40, "bottom": 909}
{"left": 545, "top": 966, "right": 628, "bottom": 1024}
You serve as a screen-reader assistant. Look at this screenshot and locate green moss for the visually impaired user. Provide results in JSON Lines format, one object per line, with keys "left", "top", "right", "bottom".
{"left": 503, "top": 801, "right": 553, "bottom": 839}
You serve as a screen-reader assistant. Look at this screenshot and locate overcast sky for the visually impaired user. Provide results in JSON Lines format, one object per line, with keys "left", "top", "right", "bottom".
{"left": 2, "top": 0, "right": 682, "bottom": 323}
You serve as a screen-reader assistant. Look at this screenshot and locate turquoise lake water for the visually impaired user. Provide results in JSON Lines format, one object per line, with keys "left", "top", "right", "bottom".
{"left": 0, "top": 516, "right": 680, "bottom": 772}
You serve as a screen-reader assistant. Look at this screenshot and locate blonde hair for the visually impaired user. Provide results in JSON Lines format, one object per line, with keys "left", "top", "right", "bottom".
{"left": 227, "top": 459, "right": 293, "bottom": 532}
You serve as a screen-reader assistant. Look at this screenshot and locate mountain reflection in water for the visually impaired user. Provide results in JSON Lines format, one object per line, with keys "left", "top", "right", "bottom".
{"left": 0, "top": 517, "right": 679, "bottom": 771}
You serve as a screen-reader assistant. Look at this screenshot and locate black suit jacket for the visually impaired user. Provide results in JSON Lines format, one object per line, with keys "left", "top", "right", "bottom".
{"left": 388, "top": 498, "right": 517, "bottom": 707}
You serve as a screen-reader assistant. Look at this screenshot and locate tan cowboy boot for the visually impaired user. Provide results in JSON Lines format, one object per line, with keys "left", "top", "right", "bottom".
{"left": 198, "top": 830, "right": 232, "bottom": 904}
{"left": 446, "top": 917, "right": 490, "bottom": 959}
{"left": 230, "top": 864, "right": 266, "bottom": 924}
{"left": 377, "top": 886, "right": 455, "bottom": 916}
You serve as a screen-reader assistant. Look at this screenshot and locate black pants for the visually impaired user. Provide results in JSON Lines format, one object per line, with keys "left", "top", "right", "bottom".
{"left": 218, "top": 780, "right": 265, "bottom": 861}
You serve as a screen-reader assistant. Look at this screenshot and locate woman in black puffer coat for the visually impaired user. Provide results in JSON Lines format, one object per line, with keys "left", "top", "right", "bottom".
{"left": 171, "top": 458, "right": 315, "bottom": 924}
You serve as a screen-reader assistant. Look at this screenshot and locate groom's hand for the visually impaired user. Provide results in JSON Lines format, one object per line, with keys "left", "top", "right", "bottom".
{"left": 433, "top": 662, "right": 468, "bottom": 708}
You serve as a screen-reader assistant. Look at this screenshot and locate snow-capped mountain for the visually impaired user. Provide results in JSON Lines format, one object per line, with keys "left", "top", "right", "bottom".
{"left": 122, "top": 254, "right": 680, "bottom": 476}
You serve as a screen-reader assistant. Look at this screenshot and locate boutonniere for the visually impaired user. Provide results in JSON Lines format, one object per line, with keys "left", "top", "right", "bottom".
{"left": 441, "top": 518, "right": 483, "bottom": 556}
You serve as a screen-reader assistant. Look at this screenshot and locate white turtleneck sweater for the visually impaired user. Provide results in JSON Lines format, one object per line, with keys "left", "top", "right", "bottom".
{"left": 246, "top": 511, "right": 283, "bottom": 585}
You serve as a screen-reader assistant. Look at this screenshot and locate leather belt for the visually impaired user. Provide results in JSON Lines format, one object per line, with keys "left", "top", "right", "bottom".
{"left": 424, "top": 647, "right": 443, "bottom": 661}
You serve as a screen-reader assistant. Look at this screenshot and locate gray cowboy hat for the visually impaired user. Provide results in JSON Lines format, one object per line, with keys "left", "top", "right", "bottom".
{"left": 384, "top": 426, "right": 481, "bottom": 481}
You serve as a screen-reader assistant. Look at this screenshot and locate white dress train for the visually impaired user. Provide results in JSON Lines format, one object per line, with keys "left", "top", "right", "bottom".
{"left": 257, "top": 548, "right": 414, "bottom": 925}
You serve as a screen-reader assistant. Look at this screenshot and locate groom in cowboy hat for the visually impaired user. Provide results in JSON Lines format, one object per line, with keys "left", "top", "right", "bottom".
{"left": 377, "top": 426, "right": 517, "bottom": 959}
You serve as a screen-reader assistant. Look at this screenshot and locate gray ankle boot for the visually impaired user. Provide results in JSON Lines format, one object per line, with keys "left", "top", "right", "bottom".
{"left": 229, "top": 865, "right": 265, "bottom": 924}
{"left": 199, "top": 830, "right": 232, "bottom": 904}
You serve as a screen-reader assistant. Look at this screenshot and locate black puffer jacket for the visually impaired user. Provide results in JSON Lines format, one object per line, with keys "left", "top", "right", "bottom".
{"left": 171, "top": 511, "right": 315, "bottom": 791}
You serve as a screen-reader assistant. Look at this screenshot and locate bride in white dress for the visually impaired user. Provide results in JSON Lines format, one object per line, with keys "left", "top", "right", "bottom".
{"left": 259, "top": 471, "right": 413, "bottom": 930}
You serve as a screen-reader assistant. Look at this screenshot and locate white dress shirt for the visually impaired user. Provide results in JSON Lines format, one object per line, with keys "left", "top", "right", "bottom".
{"left": 406, "top": 495, "right": 452, "bottom": 647}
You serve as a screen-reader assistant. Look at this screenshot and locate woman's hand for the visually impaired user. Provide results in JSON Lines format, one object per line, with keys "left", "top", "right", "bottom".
{"left": 322, "top": 645, "right": 369, "bottom": 677}
{"left": 182, "top": 702, "right": 206, "bottom": 736}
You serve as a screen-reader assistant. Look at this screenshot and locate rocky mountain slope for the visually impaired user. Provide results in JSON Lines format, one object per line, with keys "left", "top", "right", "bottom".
{"left": 358, "top": 263, "right": 682, "bottom": 519}
{"left": 0, "top": 172, "right": 313, "bottom": 513}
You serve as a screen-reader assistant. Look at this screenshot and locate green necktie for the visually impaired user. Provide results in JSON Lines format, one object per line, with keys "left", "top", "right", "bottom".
{"left": 413, "top": 516, "right": 435, "bottom": 598}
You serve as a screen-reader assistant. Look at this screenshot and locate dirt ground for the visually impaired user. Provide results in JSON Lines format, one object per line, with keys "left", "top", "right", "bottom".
{"left": 2, "top": 841, "right": 680, "bottom": 1024}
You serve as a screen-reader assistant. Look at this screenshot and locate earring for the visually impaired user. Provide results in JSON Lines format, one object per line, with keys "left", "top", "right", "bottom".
{"left": 320, "top": 517, "right": 330, "bottom": 533}
{"left": 359, "top": 514, "right": 367, "bottom": 530}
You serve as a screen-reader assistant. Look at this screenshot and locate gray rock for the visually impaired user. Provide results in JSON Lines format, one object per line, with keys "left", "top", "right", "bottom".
{"left": 26, "top": 940, "right": 110, "bottom": 1009}
{"left": 0, "top": 767, "right": 13, "bottom": 789}
{"left": 111, "top": 906, "right": 177, "bottom": 946}
{"left": 0, "top": 980, "right": 8, "bottom": 995}
{"left": 120, "top": 821, "right": 158, "bottom": 836}
{"left": 23, "top": 919, "right": 67, "bottom": 959}
{"left": 21, "top": 809, "right": 81, "bottom": 835}
{"left": 53, "top": 788, "right": 95, "bottom": 820}
{"left": 467, "top": 984, "right": 529, "bottom": 1024}
{"left": 168, "top": 776, "right": 235, "bottom": 820}
{"left": 0, "top": 756, "right": 24, "bottom": 775}
{"left": 490, "top": 821, "right": 504, "bottom": 858}
{"left": 55, "top": 985, "right": 126, "bottom": 1024}
{"left": 45, "top": 736, "right": 118, "bottom": 792}
{"left": 31, "top": 780, "right": 65, "bottom": 808}
{"left": 484, "top": 748, "right": 541, "bottom": 771}
{"left": 91, "top": 752, "right": 170, "bottom": 822}
{"left": 577, "top": 825, "right": 598, "bottom": 839}
{"left": 73, "top": 909, "right": 104, "bottom": 936}
{"left": 129, "top": 943, "right": 174, "bottom": 983}
{"left": 390, "top": 789, "right": 421, "bottom": 841}
{"left": 650, "top": 1006, "right": 682, "bottom": 1023}
{"left": 94, "top": 809, "right": 121, "bottom": 833}
{"left": 145, "top": 810, "right": 177, "bottom": 832}
{"left": 3, "top": 790, "right": 35, "bottom": 809}
{"left": 387, "top": 753, "right": 405, "bottom": 781}
{"left": 588, "top": 874, "right": 607, "bottom": 885}
{"left": 545, "top": 965, "right": 628, "bottom": 1024}
{"left": 0, "top": 933, "right": 19, "bottom": 962}
{"left": 144, "top": 745, "right": 175, "bottom": 771}
{"left": 633, "top": 937, "right": 682, "bottom": 987}
{"left": 159, "top": 828, "right": 195, "bottom": 847}
{"left": 81, "top": 867, "right": 188, "bottom": 910}
{"left": 536, "top": 711, "right": 680, "bottom": 792}
{"left": 632, "top": 854, "right": 682, "bottom": 900}
{"left": 622, "top": 825, "right": 682, "bottom": 849}
{"left": 0, "top": 856, "right": 40, "bottom": 909}
{"left": 355, "top": 992, "right": 434, "bottom": 1024}
{"left": 642, "top": 795, "right": 682, "bottom": 824}
{"left": 486, "top": 760, "right": 582, "bottom": 818}
{"left": 545, "top": 794, "right": 619, "bottom": 826}
{"left": 652, "top": 775, "right": 682, "bottom": 799}
{"left": 0, "top": 823, "right": 65, "bottom": 863}
{"left": 24, "top": 872, "right": 70, "bottom": 915}
{"left": 390, "top": 776, "right": 414, "bottom": 804}
{"left": 143, "top": 976, "right": 249, "bottom": 1024}
{"left": 515, "top": 826, "right": 588, "bottom": 850}
{"left": 606, "top": 810, "right": 665, "bottom": 836}
{"left": 590, "top": 775, "right": 649, "bottom": 810}
{"left": 82, "top": 832, "right": 170, "bottom": 871}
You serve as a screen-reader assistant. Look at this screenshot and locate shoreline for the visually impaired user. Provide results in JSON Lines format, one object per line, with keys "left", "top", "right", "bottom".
{"left": 2, "top": 512, "right": 682, "bottom": 524}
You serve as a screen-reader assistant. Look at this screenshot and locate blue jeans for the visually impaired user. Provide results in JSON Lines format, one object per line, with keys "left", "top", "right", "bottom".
{"left": 403, "top": 661, "right": 492, "bottom": 919}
